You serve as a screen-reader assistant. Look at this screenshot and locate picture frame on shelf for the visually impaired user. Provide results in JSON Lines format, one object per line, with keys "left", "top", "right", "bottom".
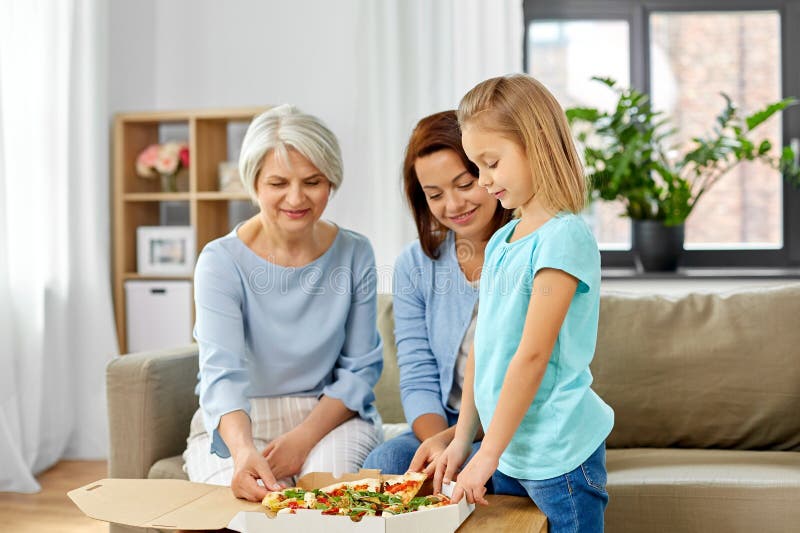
{"left": 218, "top": 160, "right": 244, "bottom": 193}
{"left": 136, "top": 226, "right": 196, "bottom": 275}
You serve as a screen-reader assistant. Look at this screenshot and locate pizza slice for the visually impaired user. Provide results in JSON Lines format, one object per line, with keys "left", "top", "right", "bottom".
{"left": 381, "top": 471, "right": 427, "bottom": 505}
{"left": 262, "top": 488, "right": 312, "bottom": 513}
{"left": 348, "top": 478, "right": 383, "bottom": 493}
{"left": 380, "top": 503, "right": 406, "bottom": 515}
{"left": 318, "top": 477, "right": 382, "bottom": 497}
{"left": 411, "top": 493, "right": 452, "bottom": 511}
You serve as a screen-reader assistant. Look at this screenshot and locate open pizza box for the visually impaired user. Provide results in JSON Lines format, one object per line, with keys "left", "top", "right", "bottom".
{"left": 68, "top": 469, "right": 475, "bottom": 532}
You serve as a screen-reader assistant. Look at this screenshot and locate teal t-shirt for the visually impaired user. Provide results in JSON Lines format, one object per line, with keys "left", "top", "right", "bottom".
{"left": 474, "top": 212, "right": 613, "bottom": 480}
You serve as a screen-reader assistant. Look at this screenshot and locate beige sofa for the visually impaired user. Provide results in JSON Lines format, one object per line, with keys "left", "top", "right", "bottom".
{"left": 107, "top": 286, "right": 800, "bottom": 532}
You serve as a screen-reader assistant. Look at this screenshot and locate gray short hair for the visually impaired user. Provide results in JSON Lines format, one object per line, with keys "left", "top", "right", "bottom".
{"left": 239, "top": 105, "right": 343, "bottom": 199}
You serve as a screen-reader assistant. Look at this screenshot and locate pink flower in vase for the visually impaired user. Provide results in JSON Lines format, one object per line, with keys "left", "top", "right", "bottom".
{"left": 135, "top": 144, "right": 160, "bottom": 178}
{"left": 155, "top": 142, "right": 182, "bottom": 175}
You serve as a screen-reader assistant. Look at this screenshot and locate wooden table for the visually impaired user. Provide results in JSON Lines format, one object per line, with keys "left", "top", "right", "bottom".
{"left": 457, "top": 495, "right": 547, "bottom": 533}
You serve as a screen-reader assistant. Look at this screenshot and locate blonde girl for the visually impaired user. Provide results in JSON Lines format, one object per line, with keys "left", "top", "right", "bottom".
{"left": 433, "top": 74, "right": 614, "bottom": 532}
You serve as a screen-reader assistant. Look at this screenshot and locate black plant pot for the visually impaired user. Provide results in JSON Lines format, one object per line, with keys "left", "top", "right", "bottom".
{"left": 632, "top": 220, "right": 685, "bottom": 272}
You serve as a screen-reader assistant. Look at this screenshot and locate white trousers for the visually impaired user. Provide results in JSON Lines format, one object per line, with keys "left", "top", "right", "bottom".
{"left": 183, "top": 396, "right": 383, "bottom": 486}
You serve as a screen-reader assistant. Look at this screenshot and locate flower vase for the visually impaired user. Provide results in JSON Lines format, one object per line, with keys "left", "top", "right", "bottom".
{"left": 160, "top": 174, "right": 178, "bottom": 193}
{"left": 160, "top": 169, "right": 189, "bottom": 193}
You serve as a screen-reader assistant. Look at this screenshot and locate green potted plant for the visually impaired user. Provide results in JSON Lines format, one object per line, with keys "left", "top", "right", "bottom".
{"left": 566, "top": 77, "right": 800, "bottom": 271}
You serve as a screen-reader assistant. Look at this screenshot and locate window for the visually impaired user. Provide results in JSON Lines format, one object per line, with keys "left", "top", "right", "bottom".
{"left": 524, "top": 0, "right": 800, "bottom": 267}
{"left": 528, "top": 20, "right": 632, "bottom": 248}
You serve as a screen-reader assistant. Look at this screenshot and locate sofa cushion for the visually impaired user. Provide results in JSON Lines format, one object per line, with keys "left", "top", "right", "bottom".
{"left": 383, "top": 422, "right": 411, "bottom": 441}
{"left": 606, "top": 448, "right": 800, "bottom": 532}
{"left": 592, "top": 285, "right": 800, "bottom": 451}
{"left": 148, "top": 455, "right": 189, "bottom": 481}
{"left": 374, "top": 294, "right": 404, "bottom": 424}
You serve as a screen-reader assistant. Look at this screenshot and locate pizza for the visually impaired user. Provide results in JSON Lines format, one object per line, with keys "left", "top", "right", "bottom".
{"left": 318, "top": 477, "right": 383, "bottom": 496}
{"left": 381, "top": 471, "right": 427, "bottom": 505}
{"left": 261, "top": 472, "right": 451, "bottom": 521}
{"left": 261, "top": 489, "right": 306, "bottom": 512}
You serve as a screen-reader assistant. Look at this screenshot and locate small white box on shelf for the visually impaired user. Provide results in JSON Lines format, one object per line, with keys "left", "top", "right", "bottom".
{"left": 125, "top": 280, "right": 192, "bottom": 352}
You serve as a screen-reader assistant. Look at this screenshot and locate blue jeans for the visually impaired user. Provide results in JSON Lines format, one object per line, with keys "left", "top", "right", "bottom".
{"left": 491, "top": 443, "right": 609, "bottom": 533}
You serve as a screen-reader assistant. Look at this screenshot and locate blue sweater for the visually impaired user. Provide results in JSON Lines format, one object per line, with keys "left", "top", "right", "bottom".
{"left": 393, "top": 231, "right": 479, "bottom": 426}
{"left": 193, "top": 225, "right": 383, "bottom": 457}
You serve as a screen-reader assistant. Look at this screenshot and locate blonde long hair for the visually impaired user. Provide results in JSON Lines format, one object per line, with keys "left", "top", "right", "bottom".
{"left": 457, "top": 74, "right": 587, "bottom": 214}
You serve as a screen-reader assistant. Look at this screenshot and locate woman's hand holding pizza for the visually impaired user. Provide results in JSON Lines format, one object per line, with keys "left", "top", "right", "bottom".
{"left": 231, "top": 446, "right": 282, "bottom": 502}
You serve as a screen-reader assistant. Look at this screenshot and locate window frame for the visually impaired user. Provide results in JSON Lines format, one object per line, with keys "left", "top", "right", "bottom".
{"left": 524, "top": 0, "right": 800, "bottom": 268}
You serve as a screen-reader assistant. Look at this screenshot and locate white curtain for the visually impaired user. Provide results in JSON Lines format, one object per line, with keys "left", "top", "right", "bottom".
{"left": 356, "top": 0, "right": 523, "bottom": 286}
{"left": 0, "top": 0, "right": 117, "bottom": 492}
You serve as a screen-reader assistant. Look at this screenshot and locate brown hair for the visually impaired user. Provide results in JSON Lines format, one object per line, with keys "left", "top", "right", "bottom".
{"left": 402, "top": 110, "right": 512, "bottom": 260}
{"left": 457, "top": 74, "right": 587, "bottom": 214}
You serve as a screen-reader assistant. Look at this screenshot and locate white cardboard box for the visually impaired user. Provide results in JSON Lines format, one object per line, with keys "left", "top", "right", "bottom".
{"left": 69, "top": 470, "right": 474, "bottom": 532}
{"left": 125, "top": 280, "right": 192, "bottom": 352}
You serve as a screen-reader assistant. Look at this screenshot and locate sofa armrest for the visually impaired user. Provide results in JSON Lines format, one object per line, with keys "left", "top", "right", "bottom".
{"left": 106, "top": 345, "right": 199, "bottom": 479}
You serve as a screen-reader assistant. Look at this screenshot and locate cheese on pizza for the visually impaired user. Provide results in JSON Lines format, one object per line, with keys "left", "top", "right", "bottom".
{"left": 382, "top": 471, "right": 427, "bottom": 505}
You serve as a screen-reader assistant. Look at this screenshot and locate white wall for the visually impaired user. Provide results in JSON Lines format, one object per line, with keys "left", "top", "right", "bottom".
{"left": 108, "top": 0, "right": 411, "bottom": 283}
{"left": 109, "top": 0, "right": 156, "bottom": 112}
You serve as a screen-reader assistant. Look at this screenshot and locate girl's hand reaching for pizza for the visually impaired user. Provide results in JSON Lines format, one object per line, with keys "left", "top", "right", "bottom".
{"left": 262, "top": 427, "right": 315, "bottom": 481}
{"left": 451, "top": 449, "right": 497, "bottom": 506}
{"left": 432, "top": 436, "right": 473, "bottom": 495}
{"left": 231, "top": 446, "right": 282, "bottom": 502}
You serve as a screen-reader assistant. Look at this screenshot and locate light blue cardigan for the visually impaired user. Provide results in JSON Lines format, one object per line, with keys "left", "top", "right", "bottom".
{"left": 392, "top": 231, "right": 479, "bottom": 427}
{"left": 194, "top": 226, "right": 383, "bottom": 457}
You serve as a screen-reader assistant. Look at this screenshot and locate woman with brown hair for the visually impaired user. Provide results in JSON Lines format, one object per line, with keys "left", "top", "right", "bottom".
{"left": 362, "top": 110, "right": 511, "bottom": 474}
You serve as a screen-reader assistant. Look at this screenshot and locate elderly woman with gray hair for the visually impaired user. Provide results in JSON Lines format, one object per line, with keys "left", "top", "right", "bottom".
{"left": 182, "top": 105, "right": 383, "bottom": 502}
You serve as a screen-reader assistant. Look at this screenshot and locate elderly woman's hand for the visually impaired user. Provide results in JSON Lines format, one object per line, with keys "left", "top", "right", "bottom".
{"left": 231, "top": 447, "right": 282, "bottom": 502}
{"left": 261, "top": 426, "right": 316, "bottom": 481}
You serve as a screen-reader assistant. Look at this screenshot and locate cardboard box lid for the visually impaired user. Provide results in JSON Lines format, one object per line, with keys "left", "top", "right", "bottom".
{"left": 68, "top": 478, "right": 263, "bottom": 530}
